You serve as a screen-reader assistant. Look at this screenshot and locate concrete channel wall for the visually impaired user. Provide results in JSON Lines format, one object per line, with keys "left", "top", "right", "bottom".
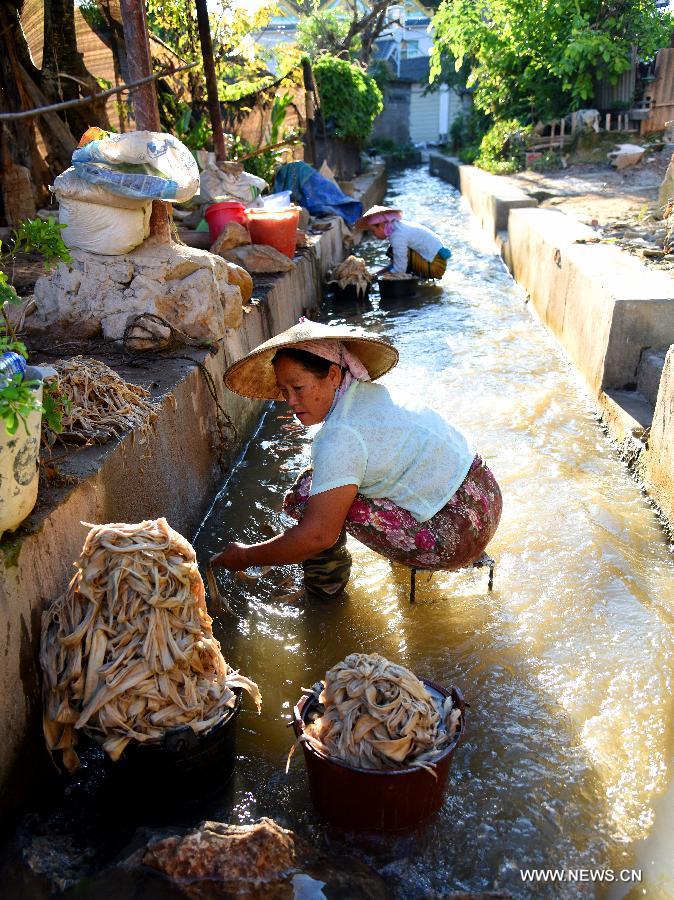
{"left": 0, "top": 164, "right": 386, "bottom": 819}
{"left": 429, "top": 152, "right": 674, "bottom": 530}
{"left": 642, "top": 346, "right": 674, "bottom": 524}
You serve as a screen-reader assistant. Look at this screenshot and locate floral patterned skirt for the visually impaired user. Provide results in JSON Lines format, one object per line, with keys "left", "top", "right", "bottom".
{"left": 283, "top": 455, "right": 502, "bottom": 571}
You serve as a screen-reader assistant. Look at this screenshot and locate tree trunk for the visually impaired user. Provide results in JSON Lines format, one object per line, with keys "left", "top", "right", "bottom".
{"left": 0, "top": 3, "right": 50, "bottom": 221}
{"left": 0, "top": 0, "right": 114, "bottom": 225}
{"left": 42, "top": 0, "right": 112, "bottom": 140}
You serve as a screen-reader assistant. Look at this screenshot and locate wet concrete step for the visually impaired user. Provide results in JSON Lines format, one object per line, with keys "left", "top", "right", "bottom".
{"left": 637, "top": 347, "right": 667, "bottom": 407}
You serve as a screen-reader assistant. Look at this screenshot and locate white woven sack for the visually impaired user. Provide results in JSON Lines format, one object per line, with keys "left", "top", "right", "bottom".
{"left": 58, "top": 196, "right": 151, "bottom": 255}
{"left": 52, "top": 167, "right": 148, "bottom": 210}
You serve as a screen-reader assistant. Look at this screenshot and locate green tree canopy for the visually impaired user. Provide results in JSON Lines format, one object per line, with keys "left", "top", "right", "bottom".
{"left": 431, "top": 0, "right": 674, "bottom": 123}
{"left": 313, "top": 55, "right": 383, "bottom": 142}
{"left": 297, "top": 7, "right": 357, "bottom": 59}
{"left": 146, "top": 0, "right": 277, "bottom": 102}
{"left": 294, "top": 0, "right": 400, "bottom": 64}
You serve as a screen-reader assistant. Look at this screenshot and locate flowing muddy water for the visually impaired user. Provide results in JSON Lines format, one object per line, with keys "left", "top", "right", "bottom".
{"left": 195, "top": 170, "right": 674, "bottom": 897}
{"left": 3, "top": 169, "right": 673, "bottom": 898}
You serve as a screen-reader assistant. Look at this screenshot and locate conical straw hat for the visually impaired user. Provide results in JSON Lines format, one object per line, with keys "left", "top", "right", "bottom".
{"left": 224, "top": 319, "right": 399, "bottom": 400}
{"left": 354, "top": 204, "right": 403, "bottom": 231}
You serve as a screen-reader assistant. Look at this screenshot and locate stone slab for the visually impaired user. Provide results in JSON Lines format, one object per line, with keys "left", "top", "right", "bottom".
{"left": 637, "top": 348, "right": 667, "bottom": 407}
{"left": 508, "top": 207, "right": 674, "bottom": 393}
{"left": 349, "top": 161, "right": 387, "bottom": 212}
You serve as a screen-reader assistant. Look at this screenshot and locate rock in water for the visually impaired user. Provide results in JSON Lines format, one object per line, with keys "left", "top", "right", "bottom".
{"left": 124, "top": 817, "right": 390, "bottom": 898}
{"left": 142, "top": 818, "right": 296, "bottom": 883}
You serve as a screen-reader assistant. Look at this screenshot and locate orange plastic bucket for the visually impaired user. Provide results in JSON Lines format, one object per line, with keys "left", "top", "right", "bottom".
{"left": 246, "top": 207, "right": 300, "bottom": 258}
{"left": 205, "top": 201, "right": 247, "bottom": 243}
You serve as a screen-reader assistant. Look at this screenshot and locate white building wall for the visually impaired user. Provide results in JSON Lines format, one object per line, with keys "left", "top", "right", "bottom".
{"left": 409, "top": 86, "right": 461, "bottom": 144}
{"left": 409, "top": 88, "right": 440, "bottom": 143}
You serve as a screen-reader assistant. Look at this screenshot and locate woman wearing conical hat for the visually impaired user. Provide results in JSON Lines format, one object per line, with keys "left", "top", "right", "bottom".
{"left": 354, "top": 205, "right": 451, "bottom": 280}
{"left": 212, "top": 319, "right": 501, "bottom": 598}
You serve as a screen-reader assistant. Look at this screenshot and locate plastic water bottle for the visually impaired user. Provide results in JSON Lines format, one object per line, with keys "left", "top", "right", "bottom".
{"left": 0, "top": 352, "right": 27, "bottom": 388}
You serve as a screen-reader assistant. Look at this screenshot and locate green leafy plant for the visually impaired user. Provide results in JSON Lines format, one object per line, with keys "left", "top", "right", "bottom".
{"left": 313, "top": 55, "right": 383, "bottom": 144}
{"left": 297, "top": 7, "right": 356, "bottom": 60}
{"left": 270, "top": 92, "right": 294, "bottom": 145}
{"left": 226, "top": 92, "right": 300, "bottom": 185}
{"left": 450, "top": 107, "right": 490, "bottom": 164}
{"left": 431, "top": 0, "right": 673, "bottom": 124}
{"left": 475, "top": 119, "right": 531, "bottom": 174}
{"left": 0, "top": 218, "right": 71, "bottom": 436}
{"left": 42, "top": 380, "right": 72, "bottom": 441}
{"left": 173, "top": 104, "right": 214, "bottom": 158}
{"left": 530, "top": 150, "right": 564, "bottom": 172}
{"left": 0, "top": 217, "right": 70, "bottom": 306}
{"left": 11, "top": 218, "right": 72, "bottom": 269}
{"left": 227, "top": 135, "right": 287, "bottom": 187}
{"left": 0, "top": 373, "right": 42, "bottom": 436}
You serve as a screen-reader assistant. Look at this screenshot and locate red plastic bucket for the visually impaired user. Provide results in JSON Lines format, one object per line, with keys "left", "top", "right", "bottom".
{"left": 205, "top": 201, "right": 247, "bottom": 243}
{"left": 293, "top": 680, "right": 466, "bottom": 832}
{"left": 246, "top": 207, "right": 300, "bottom": 258}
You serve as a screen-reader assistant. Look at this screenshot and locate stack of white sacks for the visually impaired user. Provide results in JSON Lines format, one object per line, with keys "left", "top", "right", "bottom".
{"left": 52, "top": 131, "right": 200, "bottom": 256}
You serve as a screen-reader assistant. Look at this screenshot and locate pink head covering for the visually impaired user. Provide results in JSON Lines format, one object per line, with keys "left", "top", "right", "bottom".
{"left": 365, "top": 209, "right": 402, "bottom": 238}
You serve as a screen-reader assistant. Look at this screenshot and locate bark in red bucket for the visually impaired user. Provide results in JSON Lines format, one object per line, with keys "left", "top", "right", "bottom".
{"left": 205, "top": 201, "right": 248, "bottom": 243}
{"left": 293, "top": 681, "right": 465, "bottom": 832}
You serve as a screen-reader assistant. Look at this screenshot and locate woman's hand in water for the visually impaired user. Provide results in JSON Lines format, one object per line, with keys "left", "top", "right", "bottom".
{"left": 211, "top": 542, "right": 250, "bottom": 571}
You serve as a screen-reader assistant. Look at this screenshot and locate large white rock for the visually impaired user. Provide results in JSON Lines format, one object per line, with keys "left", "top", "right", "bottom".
{"left": 32, "top": 238, "right": 242, "bottom": 342}
{"left": 607, "top": 143, "right": 645, "bottom": 170}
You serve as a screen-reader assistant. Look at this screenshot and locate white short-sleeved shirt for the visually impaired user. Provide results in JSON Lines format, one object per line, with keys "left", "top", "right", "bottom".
{"left": 309, "top": 381, "right": 475, "bottom": 522}
{"left": 389, "top": 220, "right": 444, "bottom": 274}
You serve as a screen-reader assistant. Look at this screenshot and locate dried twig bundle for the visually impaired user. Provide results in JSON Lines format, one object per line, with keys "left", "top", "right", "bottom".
{"left": 40, "top": 518, "right": 261, "bottom": 772}
{"left": 304, "top": 653, "right": 460, "bottom": 771}
{"left": 47, "top": 356, "right": 158, "bottom": 445}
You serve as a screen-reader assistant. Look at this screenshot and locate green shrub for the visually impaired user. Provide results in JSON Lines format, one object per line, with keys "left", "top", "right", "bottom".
{"left": 475, "top": 119, "right": 531, "bottom": 174}
{"left": 431, "top": 0, "right": 673, "bottom": 124}
{"left": 530, "top": 150, "right": 564, "bottom": 172}
{"left": 450, "top": 107, "right": 489, "bottom": 164}
{"left": 313, "top": 56, "right": 383, "bottom": 144}
{"left": 368, "top": 137, "right": 416, "bottom": 160}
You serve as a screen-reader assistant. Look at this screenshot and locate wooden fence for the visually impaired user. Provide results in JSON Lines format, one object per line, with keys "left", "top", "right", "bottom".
{"left": 641, "top": 48, "right": 674, "bottom": 135}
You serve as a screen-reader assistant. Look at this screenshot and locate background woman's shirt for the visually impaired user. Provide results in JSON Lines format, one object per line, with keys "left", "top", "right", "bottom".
{"left": 389, "top": 220, "right": 445, "bottom": 274}
{"left": 309, "top": 381, "right": 475, "bottom": 521}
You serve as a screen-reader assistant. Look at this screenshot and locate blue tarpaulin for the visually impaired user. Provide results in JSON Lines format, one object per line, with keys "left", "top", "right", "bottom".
{"left": 273, "top": 162, "right": 362, "bottom": 227}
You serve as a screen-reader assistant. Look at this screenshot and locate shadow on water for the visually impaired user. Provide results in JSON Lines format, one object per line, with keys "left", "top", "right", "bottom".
{"left": 3, "top": 169, "right": 674, "bottom": 898}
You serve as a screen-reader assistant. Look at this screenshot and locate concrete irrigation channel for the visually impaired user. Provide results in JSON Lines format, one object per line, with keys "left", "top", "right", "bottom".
{"left": 1, "top": 166, "right": 672, "bottom": 897}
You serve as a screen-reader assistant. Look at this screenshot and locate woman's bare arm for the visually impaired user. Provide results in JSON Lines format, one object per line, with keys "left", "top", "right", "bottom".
{"left": 211, "top": 484, "right": 358, "bottom": 570}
